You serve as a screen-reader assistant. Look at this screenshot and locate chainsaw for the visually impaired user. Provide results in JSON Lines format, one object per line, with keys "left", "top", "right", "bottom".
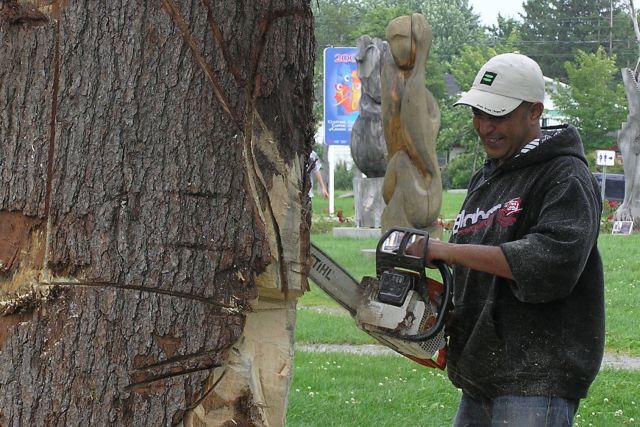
{"left": 309, "top": 227, "right": 453, "bottom": 369}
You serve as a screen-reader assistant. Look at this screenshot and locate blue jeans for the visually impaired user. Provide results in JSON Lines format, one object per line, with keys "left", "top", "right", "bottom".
{"left": 453, "top": 394, "right": 579, "bottom": 426}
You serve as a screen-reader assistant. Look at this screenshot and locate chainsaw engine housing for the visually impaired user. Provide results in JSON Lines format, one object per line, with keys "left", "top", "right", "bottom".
{"left": 355, "top": 273, "right": 446, "bottom": 367}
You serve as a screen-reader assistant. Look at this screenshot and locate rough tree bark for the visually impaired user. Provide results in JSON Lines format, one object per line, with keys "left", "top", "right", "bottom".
{"left": 0, "top": 1, "right": 314, "bottom": 426}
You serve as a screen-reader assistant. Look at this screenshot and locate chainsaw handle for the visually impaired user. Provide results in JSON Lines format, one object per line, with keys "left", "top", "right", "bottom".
{"left": 376, "top": 227, "right": 429, "bottom": 277}
{"left": 390, "top": 259, "right": 453, "bottom": 343}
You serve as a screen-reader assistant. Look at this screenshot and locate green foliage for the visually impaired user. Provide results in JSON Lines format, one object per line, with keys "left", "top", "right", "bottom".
{"left": 334, "top": 162, "right": 355, "bottom": 190}
{"left": 350, "top": 5, "right": 411, "bottom": 40}
{"left": 350, "top": 0, "right": 482, "bottom": 64}
{"left": 313, "top": 0, "right": 363, "bottom": 60}
{"left": 312, "top": 63, "right": 325, "bottom": 125}
{"left": 314, "top": 0, "right": 483, "bottom": 105}
{"left": 437, "top": 100, "right": 474, "bottom": 152}
{"left": 552, "top": 47, "right": 628, "bottom": 151}
{"left": 425, "top": 51, "right": 450, "bottom": 101}
{"left": 421, "top": 0, "right": 483, "bottom": 64}
{"left": 449, "top": 30, "right": 522, "bottom": 91}
{"left": 519, "top": 0, "right": 639, "bottom": 79}
{"left": 599, "top": 199, "right": 622, "bottom": 233}
{"left": 486, "top": 15, "right": 523, "bottom": 42}
{"left": 311, "top": 216, "right": 347, "bottom": 234}
{"left": 449, "top": 44, "right": 498, "bottom": 90}
{"left": 437, "top": 101, "right": 478, "bottom": 190}
{"left": 442, "top": 152, "right": 480, "bottom": 189}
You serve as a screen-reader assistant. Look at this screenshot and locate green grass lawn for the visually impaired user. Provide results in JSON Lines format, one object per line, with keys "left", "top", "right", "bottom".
{"left": 289, "top": 351, "right": 640, "bottom": 426}
{"left": 291, "top": 191, "right": 640, "bottom": 426}
{"left": 439, "top": 190, "right": 467, "bottom": 219}
{"left": 311, "top": 190, "right": 356, "bottom": 219}
{"left": 310, "top": 190, "right": 467, "bottom": 234}
{"left": 599, "top": 233, "right": 640, "bottom": 355}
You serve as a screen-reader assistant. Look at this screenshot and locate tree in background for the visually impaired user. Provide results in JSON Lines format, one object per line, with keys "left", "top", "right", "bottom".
{"left": 486, "top": 15, "right": 523, "bottom": 43}
{"left": 352, "top": 4, "right": 412, "bottom": 38}
{"left": 422, "top": 0, "right": 482, "bottom": 63}
{"left": 351, "top": 0, "right": 481, "bottom": 63}
{"left": 313, "top": 0, "right": 365, "bottom": 61}
{"left": 552, "top": 47, "right": 628, "bottom": 151}
{"left": 313, "top": 0, "right": 483, "bottom": 106}
{"left": 438, "top": 103, "right": 480, "bottom": 189}
{"left": 519, "top": 0, "right": 638, "bottom": 79}
{"left": 349, "top": 3, "right": 450, "bottom": 99}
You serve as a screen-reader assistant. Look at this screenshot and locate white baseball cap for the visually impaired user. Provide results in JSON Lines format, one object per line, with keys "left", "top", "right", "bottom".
{"left": 455, "top": 53, "right": 545, "bottom": 116}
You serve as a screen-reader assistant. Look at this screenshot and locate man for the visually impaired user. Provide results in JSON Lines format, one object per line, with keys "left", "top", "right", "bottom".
{"left": 411, "top": 53, "right": 604, "bottom": 426}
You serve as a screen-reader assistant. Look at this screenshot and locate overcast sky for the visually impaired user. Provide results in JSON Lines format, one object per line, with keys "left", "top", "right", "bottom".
{"left": 468, "top": 0, "right": 525, "bottom": 26}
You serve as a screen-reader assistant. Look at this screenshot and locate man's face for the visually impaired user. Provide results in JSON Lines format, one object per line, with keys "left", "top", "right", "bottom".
{"left": 472, "top": 102, "right": 542, "bottom": 163}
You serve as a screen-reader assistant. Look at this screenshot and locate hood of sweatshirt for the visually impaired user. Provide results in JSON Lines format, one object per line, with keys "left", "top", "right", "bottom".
{"left": 482, "top": 124, "right": 588, "bottom": 176}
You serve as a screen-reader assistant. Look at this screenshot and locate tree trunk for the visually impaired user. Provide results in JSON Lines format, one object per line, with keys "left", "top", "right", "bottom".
{"left": 0, "top": 1, "right": 314, "bottom": 426}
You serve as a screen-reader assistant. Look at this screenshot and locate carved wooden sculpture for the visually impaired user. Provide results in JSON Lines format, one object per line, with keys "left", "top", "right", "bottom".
{"left": 0, "top": 1, "right": 314, "bottom": 425}
{"left": 614, "top": 68, "right": 640, "bottom": 228}
{"left": 615, "top": 0, "right": 640, "bottom": 228}
{"left": 380, "top": 13, "right": 442, "bottom": 234}
{"left": 351, "top": 35, "right": 388, "bottom": 178}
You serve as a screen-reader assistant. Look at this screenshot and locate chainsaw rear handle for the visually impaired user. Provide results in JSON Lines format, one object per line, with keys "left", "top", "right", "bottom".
{"left": 377, "top": 227, "right": 454, "bottom": 343}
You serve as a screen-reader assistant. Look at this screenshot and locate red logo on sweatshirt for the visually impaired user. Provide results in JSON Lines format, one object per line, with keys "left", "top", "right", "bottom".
{"left": 453, "top": 198, "right": 523, "bottom": 236}
{"left": 500, "top": 198, "right": 523, "bottom": 216}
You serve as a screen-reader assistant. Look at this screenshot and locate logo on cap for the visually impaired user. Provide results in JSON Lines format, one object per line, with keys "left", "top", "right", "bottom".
{"left": 480, "top": 71, "right": 497, "bottom": 86}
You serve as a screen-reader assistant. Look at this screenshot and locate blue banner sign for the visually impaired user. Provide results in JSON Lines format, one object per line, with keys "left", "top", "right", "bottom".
{"left": 323, "top": 47, "right": 360, "bottom": 146}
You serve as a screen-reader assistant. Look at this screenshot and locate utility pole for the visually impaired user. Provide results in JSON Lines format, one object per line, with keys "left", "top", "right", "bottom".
{"left": 610, "top": 0, "right": 614, "bottom": 56}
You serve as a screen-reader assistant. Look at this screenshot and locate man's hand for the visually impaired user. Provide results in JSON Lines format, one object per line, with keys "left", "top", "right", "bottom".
{"left": 406, "top": 237, "right": 453, "bottom": 268}
{"left": 406, "top": 237, "right": 514, "bottom": 279}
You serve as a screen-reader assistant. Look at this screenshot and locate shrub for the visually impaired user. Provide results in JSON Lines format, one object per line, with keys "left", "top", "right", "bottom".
{"left": 442, "top": 153, "right": 478, "bottom": 190}
{"left": 600, "top": 199, "right": 621, "bottom": 233}
{"left": 334, "top": 162, "right": 355, "bottom": 190}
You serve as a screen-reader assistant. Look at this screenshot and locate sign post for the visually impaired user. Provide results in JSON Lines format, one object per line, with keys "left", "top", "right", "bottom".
{"left": 323, "top": 47, "right": 359, "bottom": 215}
{"left": 596, "top": 150, "right": 616, "bottom": 200}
